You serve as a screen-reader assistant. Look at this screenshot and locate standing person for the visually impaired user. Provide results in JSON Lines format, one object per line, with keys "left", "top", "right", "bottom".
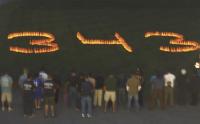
{"left": 189, "top": 70, "right": 200, "bottom": 106}
{"left": 23, "top": 73, "right": 35, "bottom": 117}
{"left": 63, "top": 80, "right": 69, "bottom": 108}
{"left": 87, "top": 73, "right": 96, "bottom": 89}
{"left": 0, "top": 72, "right": 13, "bottom": 112}
{"left": 117, "top": 74, "right": 127, "bottom": 108}
{"left": 85, "top": 73, "right": 96, "bottom": 108}
{"left": 104, "top": 74, "right": 117, "bottom": 112}
{"left": 80, "top": 75, "right": 93, "bottom": 118}
{"left": 68, "top": 72, "right": 79, "bottom": 109}
{"left": 176, "top": 68, "right": 189, "bottom": 105}
{"left": 126, "top": 72, "right": 141, "bottom": 111}
{"left": 53, "top": 74, "right": 61, "bottom": 104}
{"left": 33, "top": 73, "right": 43, "bottom": 110}
{"left": 163, "top": 71, "right": 176, "bottom": 107}
{"left": 39, "top": 71, "right": 48, "bottom": 81}
{"left": 93, "top": 74, "right": 104, "bottom": 108}
{"left": 18, "top": 68, "right": 28, "bottom": 90}
{"left": 136, "top": 68, "right": 145, "bottom": 108}
{"left": 150, "top": 72, "right": 164, "bottom": 109}
{"left": 43, "top": 75, "right": 56, "bottom": 118}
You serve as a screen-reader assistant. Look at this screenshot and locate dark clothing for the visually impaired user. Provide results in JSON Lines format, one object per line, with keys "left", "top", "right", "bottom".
{"left": 68, "top": 87, "right": 78, "bottom": 108}
{"left": 68, "top": 75, "right": 81, "bottom": 109}
{"left": 24, "top": 93, "right": 34, "bottom": 115}
{"left": 43, "top": 79, "right": 55, "bottom": 97}
{"left": 23, "top": 80, "right": 35, "bottom": 93}
{"left": 104, "top": 76, "right": 117, "bottom": 91}
{"left": 68, "top": 76, "right": 79, "bottom": 88}
{"left": 81, "top": 81, "right": 93, "bottom": 97}
{"left": 117, "top": 75, "right": 127, "bottom": 89}
{"left": 23, "top": 79, "right": 34, "bottom": 115}
{"left": 117, "top": 75, "right": 127, "bottom": 106}
{"left": 151, "top": 76, "right": 164, "bottom": 90}
{"left": 53, "top": 77, "right": 61, "bottom": 104}
{"left": 149, "top": 75, "right": 164, "bottom": 109}
{"left": 189, "top": 74, "right": 200, "bottom": 105}
{"left": 176, "top": 74, "right": 189, "bottom": 105}
{"left": 95, "top": 76, "right": 104, "bottom": 89}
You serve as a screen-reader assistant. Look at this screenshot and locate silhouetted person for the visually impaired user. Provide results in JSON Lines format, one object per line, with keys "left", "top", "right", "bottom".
{"left": 189, "top": 71, "right": 200, "bottom": 106}
{"left": 176, "top": 68, "right": 189, "bottom": 105}
{"left": 23, "top": 73, "right": 35, "bottom": 117}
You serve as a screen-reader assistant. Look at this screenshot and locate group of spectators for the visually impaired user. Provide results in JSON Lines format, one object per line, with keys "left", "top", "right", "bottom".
{"left": 0, "top": 69, "right": 59, "bottom": 118}
{"left": 0, "top": 67, "right": 199, "bottom": 119}
{"left": 149, "top": 69, "right": 200, "bottom": 109}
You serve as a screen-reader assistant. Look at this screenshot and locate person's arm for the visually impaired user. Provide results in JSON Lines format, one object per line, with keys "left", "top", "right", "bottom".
{"left": 53, "top": 83, "right": 56, "bottom": 93}
{"left": 138, "top": 84, "right": 142, "bottom": 91}
{"left": 103, "top": 85, "right": 106, "bottom": 91}
{"left": 103, "top": 79, "right": 107, "bottom": 91}
{"left": 172, "top": 75, "right": 176, "bottom": 88}
{"left": 126, "top": 80, "right": 129, "bottom": 91}
{"left": 10, "top": 77, "right": 14, "bottom": 88}
{"left": 163, "top": 75, "right": 168, "bottom": 87}
{"left": 32, "top": 82, "right": 36, "bottom": 91}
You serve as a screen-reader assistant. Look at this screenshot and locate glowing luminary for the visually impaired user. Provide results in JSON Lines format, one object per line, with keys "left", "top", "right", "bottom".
{"left": 76, "top": 32, "right": 133, "bottom": 53}
{"left": 145, "top": 32, "right": 200, "bottom": 52}
{"left": 8, "top": 32, "right": 59, "bottom": 54}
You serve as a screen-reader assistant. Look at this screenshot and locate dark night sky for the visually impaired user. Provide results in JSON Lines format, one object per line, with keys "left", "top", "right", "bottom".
{"left": 0, "top": 0, "right": 198, "bottom": 9}
{"left": 0, "top": 0, "right": 199, "bottom": 79}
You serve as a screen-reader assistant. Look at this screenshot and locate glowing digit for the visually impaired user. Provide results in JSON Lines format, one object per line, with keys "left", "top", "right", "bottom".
{"left": 145, "top": 32, "right": 200, "bottom": 52}
{"left": 8, "top": 32, "right": 59, "bottom": 54}
{"left": 77, "top": 32, "right": 133, "bottom": 53}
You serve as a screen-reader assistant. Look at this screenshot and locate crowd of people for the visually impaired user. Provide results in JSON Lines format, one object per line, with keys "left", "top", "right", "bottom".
{"left": 0, "top": 67, "right": 199, "bottom": 119}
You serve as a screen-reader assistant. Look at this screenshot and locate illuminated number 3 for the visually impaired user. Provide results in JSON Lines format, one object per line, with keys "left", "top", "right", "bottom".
{"left": 8, "top": 32, "right": 59, "bottom": 54}
{"left": 145, "top": 32, "right": 200, "bottom": 52}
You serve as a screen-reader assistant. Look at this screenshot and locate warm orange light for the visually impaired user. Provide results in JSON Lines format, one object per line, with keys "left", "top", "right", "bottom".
{"left": 145, "top": 32, "right": 183, "bottom": 39}
{"left": 8, "top": 32, "right": 59, "bottom": 54}
{"left": 77, "top": 32, "right": 133, "bottom": 52}
{"left": 145, "top": 32, "right": 200, "bottom": 52}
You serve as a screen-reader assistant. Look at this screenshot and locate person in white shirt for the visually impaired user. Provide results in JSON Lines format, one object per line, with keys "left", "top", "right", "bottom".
{"left": 39, "top": 71, "right": 48, "bottom": 81}
{"left": 163, "top": 72, "right": 176, "bottom": 107}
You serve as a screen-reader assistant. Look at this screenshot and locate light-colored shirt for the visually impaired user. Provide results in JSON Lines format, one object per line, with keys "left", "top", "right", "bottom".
{"left": 0, "top": 74, "right": 13, "bottom": 93}
{"left": 39, "top": 71, "right": 48, "bottom": 81}
{"left": 87, "top": 77, "right": 96, "bottom": 88}
{"left": 18, "top": 74, "right": 27, "bottom": 88}
{"left": 164, "top": 73, "right": 176, "bottom": 88}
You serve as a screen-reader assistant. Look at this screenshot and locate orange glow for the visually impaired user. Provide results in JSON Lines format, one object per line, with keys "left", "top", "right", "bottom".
{"left": 145, "top": 32, "right": 200, "bottom": 52}
{"left": 8, "top": 32, "right": 59, "bottom": 54}
{"left": 145, "top": 32, "right": 183, "bottom": 39}
{"left": 76, "top": 32, "right": 133, "bottom": 52}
